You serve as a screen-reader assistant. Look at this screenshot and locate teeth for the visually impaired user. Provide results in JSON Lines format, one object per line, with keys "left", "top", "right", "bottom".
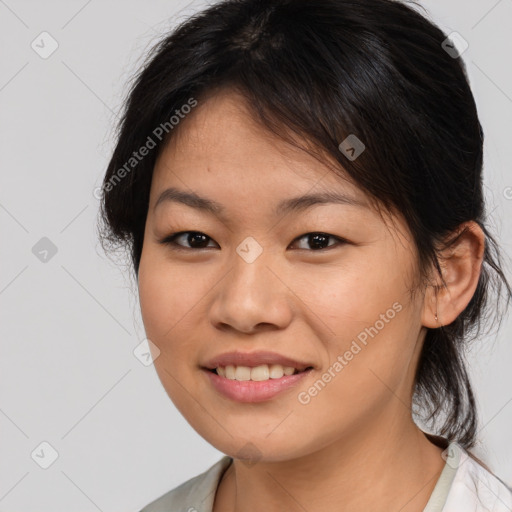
{"left": 225, "top": 365, "right": 236, "bottom": 379}
{"left": 215, "top": 364, "right": 302, "bottom": 381}
{"left": 269, "top": 364, "right": 284, "bottom": 379}
{"left": 234, "top": 365, "right": 251, "bottom": 381}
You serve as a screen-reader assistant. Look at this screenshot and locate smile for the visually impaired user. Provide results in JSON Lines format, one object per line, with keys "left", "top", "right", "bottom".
{"left": 203, "top": 365, "right": 313, "bottom": 402}
{"left": 215, "top": 363, "right": 310, "bottom": 380}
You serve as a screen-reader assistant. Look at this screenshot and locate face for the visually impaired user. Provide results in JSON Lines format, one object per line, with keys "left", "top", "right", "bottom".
{"left": 138, "top": 89, "right": 428, "bottom": 462}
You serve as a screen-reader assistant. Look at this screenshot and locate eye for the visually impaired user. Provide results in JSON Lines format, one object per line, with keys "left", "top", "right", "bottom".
{"left": 289, "top": 232, "right": 347, "bottom": 251}
{"left": 158, "top": 230, "right": 348, "bottom": 252}
{"left": 158, "top": 231, "right": 218, "bottom": 250}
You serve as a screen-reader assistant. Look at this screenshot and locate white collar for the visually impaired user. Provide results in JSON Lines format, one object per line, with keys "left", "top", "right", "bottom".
{"left": 426, "top": 441, "right": 512, "bottom": 511}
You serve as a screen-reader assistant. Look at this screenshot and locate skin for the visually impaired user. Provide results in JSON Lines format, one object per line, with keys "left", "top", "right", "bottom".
{"left": 137, "top": 88, "right": 485, "bottom": 512}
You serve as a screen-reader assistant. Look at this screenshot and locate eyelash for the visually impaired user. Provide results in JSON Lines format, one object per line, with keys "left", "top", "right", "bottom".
{"left": 157, "top": 231, "right": 349, "bottom": 252}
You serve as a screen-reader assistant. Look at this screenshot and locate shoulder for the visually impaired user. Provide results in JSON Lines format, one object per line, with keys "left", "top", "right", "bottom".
{"left": 139, "top": 455, "right": 233, "bottom": 512}
{"left": 443, "top": 444, "right": 512, "bottom": 511}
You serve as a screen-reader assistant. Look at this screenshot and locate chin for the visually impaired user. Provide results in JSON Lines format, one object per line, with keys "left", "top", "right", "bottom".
{"left": 197, "top": 426, "right": 320, "bottom": 464}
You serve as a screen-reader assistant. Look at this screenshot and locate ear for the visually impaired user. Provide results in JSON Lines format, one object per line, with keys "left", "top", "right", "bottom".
{"left": 422, "top": 221, "right": 485, "bottom": 328}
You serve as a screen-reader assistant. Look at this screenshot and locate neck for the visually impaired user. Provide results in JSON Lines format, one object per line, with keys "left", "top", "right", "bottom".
{"left": 214, "top": 412, "right": 445, "bottom": 512}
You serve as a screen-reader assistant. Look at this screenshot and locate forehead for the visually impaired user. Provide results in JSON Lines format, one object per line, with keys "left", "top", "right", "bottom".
{"left": 151, "top": 89, "right": 366, "bottom": 205}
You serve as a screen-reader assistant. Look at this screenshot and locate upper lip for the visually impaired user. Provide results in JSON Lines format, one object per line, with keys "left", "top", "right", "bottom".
{"left": 202, "top": 351, "right": 314, "bottom": 371}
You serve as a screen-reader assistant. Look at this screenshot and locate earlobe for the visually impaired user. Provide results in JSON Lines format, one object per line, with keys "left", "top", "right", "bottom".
{"left": 422, "top": 221, "right": 485, "bottom": 329}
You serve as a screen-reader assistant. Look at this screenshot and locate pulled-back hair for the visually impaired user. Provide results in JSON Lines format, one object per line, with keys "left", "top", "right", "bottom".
{"left": 98, "top": 0, "right": 511, "bottom": 449}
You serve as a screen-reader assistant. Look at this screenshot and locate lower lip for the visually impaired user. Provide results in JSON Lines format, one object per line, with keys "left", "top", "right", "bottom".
{"left": 202, "top": 368, "right": 312, "bottom": 403}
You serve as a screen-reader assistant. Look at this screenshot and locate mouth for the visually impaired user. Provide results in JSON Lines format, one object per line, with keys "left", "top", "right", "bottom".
{"left": 201, "top": 351, "right": 316, "bottom": 402}
{"left": 202, "top": 364, "right": 314, "bottom": 403}
{"left": 207, "top": 364, "right": 314, "bottom": 381}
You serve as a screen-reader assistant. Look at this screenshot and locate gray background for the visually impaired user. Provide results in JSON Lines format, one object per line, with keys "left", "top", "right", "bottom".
{"left": 1, "top": 0, "right": 511, "bottom": 510}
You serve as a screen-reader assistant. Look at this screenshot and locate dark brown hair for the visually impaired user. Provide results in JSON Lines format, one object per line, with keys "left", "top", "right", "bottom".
{"left": 97, "top": 0, "right": 511, "bottom": 449}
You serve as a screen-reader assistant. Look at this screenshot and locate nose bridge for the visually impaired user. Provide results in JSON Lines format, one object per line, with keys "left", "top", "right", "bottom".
{"left": 227, "top": 236, "right": 272, "bottom": 304}
{"left": 209, "top": 236, "right": 292, "bottom": 332}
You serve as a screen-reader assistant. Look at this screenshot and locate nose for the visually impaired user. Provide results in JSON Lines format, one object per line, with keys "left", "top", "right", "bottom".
{"left": 208, "top": 249, "right": 293, "bottom": 334}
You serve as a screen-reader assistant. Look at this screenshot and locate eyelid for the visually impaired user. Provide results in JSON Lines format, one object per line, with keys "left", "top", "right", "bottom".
{"left": 289, "top": 232, "right": 349, "bottom": 251}
{"left": 157, "top": 231, "right": 219, "bottom": 250}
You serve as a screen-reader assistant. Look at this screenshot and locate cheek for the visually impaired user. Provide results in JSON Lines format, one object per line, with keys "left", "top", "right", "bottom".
{"left": 291, "top": 311, "right": 415, "bottom": 437}
{"left": 297, "top": 252, "right": 417, "bottom": 390}
{"left": 299, "top": 256, "right": 405, "bottom": 332}
{"left": 138, "top": 252, "right": 203, "bottom": 339}
{"left": 138, "top": 268, "right": 175, "bottom": 338}
{"left": 137, "top": 252, "right": 203, "bottom": 406}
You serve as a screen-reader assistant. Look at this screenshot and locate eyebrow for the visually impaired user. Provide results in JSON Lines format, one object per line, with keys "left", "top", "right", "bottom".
{"left": 153, "top": 186, "right": 368, "bottom": 219}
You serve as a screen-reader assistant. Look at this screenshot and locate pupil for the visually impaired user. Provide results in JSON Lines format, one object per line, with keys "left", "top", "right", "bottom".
{"left": 310, "top": 233, "right": 328, "bottom": 249}
{"left": 189, "top": 232, "right": 208, "bottom": 247}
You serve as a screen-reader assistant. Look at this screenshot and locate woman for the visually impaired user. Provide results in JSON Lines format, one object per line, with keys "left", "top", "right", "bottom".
{"left": 98, "top": 0, "right": 512, "bottom": 510}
